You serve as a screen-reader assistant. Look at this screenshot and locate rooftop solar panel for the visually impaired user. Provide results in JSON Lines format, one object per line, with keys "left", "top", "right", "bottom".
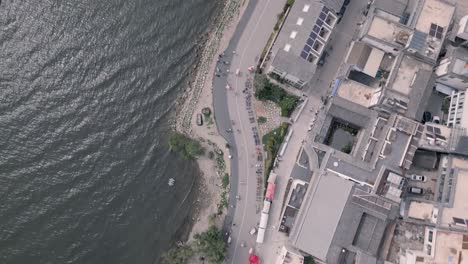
{"left": 319, "top": 12, "right": 326, "bottom": 21}
{"left": 303, "top": 44, "right": 311, "bottom": 53}
{"left": 306, "top": 37, "right": 314, "bottom": 46}
{"left": 316, "top": 19, "right": 323, "bottom": 27}
{"left": 300, "top": 51, "right": 308, "bottom": 59}
{"left": 313, "top": 25, "right": 320, "bottom": 33}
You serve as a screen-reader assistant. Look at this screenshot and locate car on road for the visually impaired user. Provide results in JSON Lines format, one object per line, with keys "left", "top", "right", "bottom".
{"left": 409, "top": 174, "right": 426, "bottom": 182}
{"left": 226, "top": 128, "right": 233, "bottom": 132}
{"left": 408, "top": 187, "right": 424, "bottom": 195}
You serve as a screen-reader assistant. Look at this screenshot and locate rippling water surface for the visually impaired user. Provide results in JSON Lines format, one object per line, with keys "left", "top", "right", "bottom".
{"left": 0, "top": 0, "right": 219, "bottom": 263}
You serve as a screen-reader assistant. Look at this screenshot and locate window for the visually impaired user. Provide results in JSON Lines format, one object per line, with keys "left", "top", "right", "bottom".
{"left": 429, "top": 23, "right": 444, "bottom": 39}
{"left": 284, "top": 44, "right": 291, "bottom": 52}
{"left": 296, "top": 17, "right": 304, "bottom": 25}
{"left": 302, "top": 4, "right": 310, "bottom": 12}
{"left": 290, "top": 31, "right": 297, "bottom": 39}
{"left": 428, "top": 231, "right": 433, "bottom": 242}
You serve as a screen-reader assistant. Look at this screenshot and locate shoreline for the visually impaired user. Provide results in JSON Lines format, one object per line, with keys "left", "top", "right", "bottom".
{"left": 172, "top": 0, "right": 249, "bottom": 249}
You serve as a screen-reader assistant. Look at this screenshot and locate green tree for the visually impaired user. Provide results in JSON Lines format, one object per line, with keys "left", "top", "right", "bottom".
{"left": 280, "top": 96, "right": 298, "bottom": 117}
{"left": 161, "top": 245, "right": 194, "bottom": 264}
{"left": 194, "top": 225, "right": 226, "bottom": 264}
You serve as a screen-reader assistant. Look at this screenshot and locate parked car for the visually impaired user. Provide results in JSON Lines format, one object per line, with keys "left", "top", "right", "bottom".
{"left": 410, "top": 174, "right": 427, "bottom": 182}
{"left": 408, "top": 187, "right": 424, "bottom": 195}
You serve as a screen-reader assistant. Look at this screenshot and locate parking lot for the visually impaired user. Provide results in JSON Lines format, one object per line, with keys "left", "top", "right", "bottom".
{"left": 404, "top": 167, "right": 438, "bottom": 201}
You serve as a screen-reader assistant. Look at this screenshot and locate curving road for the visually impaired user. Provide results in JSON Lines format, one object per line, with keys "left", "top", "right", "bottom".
{"left": 212, "top": 0, "right": 286, "bottom": 263}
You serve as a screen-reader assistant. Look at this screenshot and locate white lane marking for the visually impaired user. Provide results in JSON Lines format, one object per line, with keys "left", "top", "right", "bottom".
{"left": 230, "top": 0, "right": 271, "bottom": 262}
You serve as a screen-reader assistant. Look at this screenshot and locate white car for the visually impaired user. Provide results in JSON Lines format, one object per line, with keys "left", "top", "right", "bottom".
{"left": 410, "top": 174, "right": 426, "bottom": 182}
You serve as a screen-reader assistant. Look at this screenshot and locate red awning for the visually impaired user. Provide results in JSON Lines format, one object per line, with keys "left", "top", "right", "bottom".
{"left": 249, "top": 254, "right": 260, "bottom": 264}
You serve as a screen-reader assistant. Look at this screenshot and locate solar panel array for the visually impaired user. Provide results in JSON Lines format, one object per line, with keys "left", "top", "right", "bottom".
{"left": 429, "top": 23, "right": 444, "bottom": 39}
{"left": 300, "top": 6, "right": 331, "bottom": 62}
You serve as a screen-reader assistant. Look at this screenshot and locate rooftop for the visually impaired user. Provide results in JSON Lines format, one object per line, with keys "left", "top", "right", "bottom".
{"left": 414, "top": 0, "right": 455, "bottom": 35}
{"left": 367, "top": 15, "right": 412, "bottom": 47}
{"left": 337, "top": 79, "right": 375, "bottom": 107}
{"left": 389, "top": 55, "right": 432, "bottom": 96}
{"left": 407, "top": 201, "right": 435, "bottom": 221}
{"left": 432, "top": 230, "right": 468, "bottom": 264}
{"left": 290, "top": 172, "right": 354, "bottom": 260}
{"left": 440, "top": 158, "right": 468, "bottom": 228}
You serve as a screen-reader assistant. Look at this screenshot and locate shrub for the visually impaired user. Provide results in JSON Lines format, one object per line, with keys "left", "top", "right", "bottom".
{"left": 169, "top": 132, "right": 204, "bottom": 159}
{"left": 194, "top": 225, "right": 226, "bottom": 264}
{"left": 258, "top": 116, "right": 267, "bottom": 124}
{"left": 222, "top": 174, "right": 229, "bottom": 189}
{"left": 161, "top": 245, "right": 194, "bottom": 264}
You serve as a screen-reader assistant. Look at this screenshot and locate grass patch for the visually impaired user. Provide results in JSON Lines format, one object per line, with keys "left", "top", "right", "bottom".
{"left": 169, "top": 132, "right": 204, "bottom": 160}
{"left": 262, "top": 123, "right": 289, "bottom": 187}
{"left": 254, "top": 74, "right": 299, "bottom": 117}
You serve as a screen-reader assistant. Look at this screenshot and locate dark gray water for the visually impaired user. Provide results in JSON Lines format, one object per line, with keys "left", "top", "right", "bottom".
{"left": 0, "top": 0, "right": 220, "bottom": 263}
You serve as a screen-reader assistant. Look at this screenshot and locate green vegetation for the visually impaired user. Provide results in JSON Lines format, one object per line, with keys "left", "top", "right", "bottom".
{"left": 169, "top": 132, "right": 204, "bottom": 159}
{"left": 254, "top": 74, "right": 299, "bottom": 117}
{"left": 341, "top": 143, "right": 353, "bottom": 154}
{"left": 161, "top": 245, "right": 194, "bottom": 264}
{"left": 222, "top": 173, "right": 229, "bottom": 189}
{"left": 262, "top": 123, "right": 289, "bottom": 186}
{"left": 304, "top": 256, "right": 315, "bottom": 264}
{"left": 257, "top": 116, "right": 267, "bottom": 124}
{"left": 194, "top": 225, "right": 226, "bottom": 264}
{"left": 441, "top": 96, "right": 450, "bottom": 114}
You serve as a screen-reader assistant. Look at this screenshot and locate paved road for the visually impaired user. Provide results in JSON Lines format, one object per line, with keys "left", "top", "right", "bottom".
{"left": 212, "top": 0, "right": 286, "bottom": 263}
{"left": 212, "top": 0, "right": 370, "bottom": 263}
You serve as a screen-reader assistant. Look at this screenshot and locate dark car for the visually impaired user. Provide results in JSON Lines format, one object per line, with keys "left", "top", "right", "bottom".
{"left": 408, "top": 187, "right": 424, "bottom": 195}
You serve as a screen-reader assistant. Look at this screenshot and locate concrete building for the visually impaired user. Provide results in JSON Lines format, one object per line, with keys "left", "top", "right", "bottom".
{"left": 435, "top": 46, "right": 468, "bottom": 90}
{"left": 267, "top": 0, "right": 342, "bottom": 88}
{"left": 456, "top": 14, "right": 468, "bottom": 41}
{"left": 447, "top": 90, "right": 468, "bottom": 128}
{"left": 289, "top": 172, "right": 399, "bottom": 264}
{"left": 359, "top": 0, "right": 455, "bottom": 65}
{"left": 401, "top": 227, "right": 468, "bottom": 264}
{"left": 275, "top": 246, "right": 305, "bottom": 264}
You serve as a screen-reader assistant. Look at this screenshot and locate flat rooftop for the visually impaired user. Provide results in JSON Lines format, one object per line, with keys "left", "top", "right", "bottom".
{"left": 337, "top": 79, "right": 375, "bottom": 107}
{"left": 367, "top": 15, "right": 412, "bottom": 46}
{"left": 441, "top": 158, "right": 468, "bottom": 227}
{"left": 414, "top": 0, "right": 455, "bottom": 34}
{"left": 433, "top": 230, "right": 468, "bottom": 264}
{"left": 407, "top": 201, "right": 434, "bottom": 221}
{"left": 290, "top": 172, "right": 353, "bottom": 260}
{"left": 389, "top": 55, "right": 432, "bottom": 96}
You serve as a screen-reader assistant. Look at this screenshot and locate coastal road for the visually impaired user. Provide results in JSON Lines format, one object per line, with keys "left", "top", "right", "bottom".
{"left": 213, "top": 0, "right": 370, "bottom": 263}
{"left": 212, "top": 0, "right": 286, "bottom": 263}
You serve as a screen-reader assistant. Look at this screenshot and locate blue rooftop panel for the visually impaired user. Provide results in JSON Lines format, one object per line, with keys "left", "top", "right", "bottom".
{"left": 322, "top": 6, "right": 329, "bottom": 13}
{"left": 303, "top": 44, "right": 311, "bottom": 53}
{"left": 319, "top": 12, "right": 327, "bottom": 21}
{"left": 309, "top": 32, "right": 317, "bottom": 40}
{"left": 313, "top": 25, "right": 320, "bottom": 33}
{"left": 300, "top": 51, "right": 308, "bottom": 59}
{"left": 306, "top": 37, "right": 314, "bottom": 46}
{"left": 316, "top": 19, "right": 323, "bottom": 27}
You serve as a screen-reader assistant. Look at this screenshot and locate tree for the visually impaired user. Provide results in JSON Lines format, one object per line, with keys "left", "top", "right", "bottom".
{"left": 194, "top": 225, "right": 226, "bottom": 264}
{"left": 258, "top": 116, "right": 267, "bottom": 124}
{"left": 279, "top": 96, "right": 298, "bottom": 117}
{"left": 161, "top": 245, "right": 194, "bottom": 264}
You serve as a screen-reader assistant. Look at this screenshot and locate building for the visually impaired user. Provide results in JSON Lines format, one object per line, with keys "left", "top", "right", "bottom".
{"left": 456, "top": 14, "right": 468, "bottom": 41}
{"left": 359, "top": 0, "right": 455, "bottom": 65}
{"left": 435, "top": 46, "right": 468, "bottom": 90}
{"left": 267, "top": 0, "right": 342, "bottom": 88}
{"left": 289, "top": 172, "right": 398, "bottom": 263}
{"left": 275, "top": 246, "right": 305, "bottom": 264}
{"left": 447, "top": 90, "right": 468, "bottom": 128}
{"left": 401, "top": 227, "right": 468, "bottom": 264}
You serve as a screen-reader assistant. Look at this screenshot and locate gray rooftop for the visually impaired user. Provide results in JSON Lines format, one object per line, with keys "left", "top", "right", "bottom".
{"left": 454, "top": 136, "right": 468, "bottom": 157}
{"left": 408, "top": 30, "right": 427, "bottom": 53}
{"left": 271, "top": 50, "right": 317, "bottom": 81}
{"left": 290, "top": 173, "right": 353, "bottom": 260}
{"left": 328, "top": 96, "right": 375, "bottom": 128}
{"left": 270, "top": 0, "right": 343, "bottom": 81}
{"left": 373, "top": 0, "right": 408, "bottom": 18}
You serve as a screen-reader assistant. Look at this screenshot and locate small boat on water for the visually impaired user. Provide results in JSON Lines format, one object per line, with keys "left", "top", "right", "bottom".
{"left": 168, "top": 178, "right": 175, "bottom": 186}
